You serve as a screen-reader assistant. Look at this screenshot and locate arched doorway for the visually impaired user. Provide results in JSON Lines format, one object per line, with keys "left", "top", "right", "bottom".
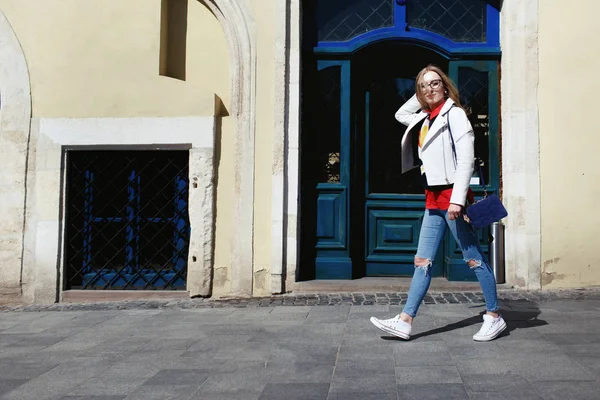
{"left": 300, "top": 0, "right": 501, "bottom": 282}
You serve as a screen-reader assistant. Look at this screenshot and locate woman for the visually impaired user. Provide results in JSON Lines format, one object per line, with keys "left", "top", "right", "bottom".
{"left": 370, "top": 65, "right": 506, "bottom": 342}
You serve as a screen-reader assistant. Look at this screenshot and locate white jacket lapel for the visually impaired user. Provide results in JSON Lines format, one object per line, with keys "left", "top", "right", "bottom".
{"left": 401, "top": 111, "right": 427, "bottom": 148}
{"left": 420, "top": 99, "right": 455, "bottom": 151}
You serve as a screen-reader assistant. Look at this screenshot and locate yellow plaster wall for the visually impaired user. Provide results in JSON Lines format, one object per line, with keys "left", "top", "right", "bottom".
{"left": 249, "top": 0, "right": 276, "bottom": 296}
{"left": 0, "top": 0, "right": 220, "bottom": 117}
{"left": 538, "top": 1, "right": 600, "bottom": 288}
{"left": 0, "top": 0, "right": 236, "bottom": 294}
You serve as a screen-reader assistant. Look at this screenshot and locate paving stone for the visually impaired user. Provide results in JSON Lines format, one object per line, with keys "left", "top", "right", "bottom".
{"left": 327, "top": 392, "right": 398, "bottom": 400}
{"left": 82, "top": 338, "right": 149, "bottom": 357}
{"left": 61, "top": 396, "right": 125, "bottom": 400}
{"left": 542, "top": 333, "right": 600, "bottom": 345}
{"left": 531, "top": 381, "right": 600, "bottom": 400}
{"left": 258, "top": 383, "right": 329, "bottom": 400}
{"left": 207, "top": 342, "right": 271, "bottom": 362}
{"left": 191, "top": 390, "right": 262, "bottom": 400}
{"left": 497, "top": 338, "right": 562, "bottom": 353}
{"left": 0, "top": 359, "right": 114, "bottom": 400}
{"left": 304, "top": 313, "right": 349, "bottom": 324}
{"left": 507, "top": 352, "right": 597, "bottom": 382}
{"left": 68, "top": 376, "right": 145, "bottom": 397}
{"left": 567, "top": 354, "right": 600, "bottom": 375}
{"left": 395, "top": 366, "right": 462, "bottom": 384}
{"left": 44, "top": 312, "right": 119, "bottom": 335}
{"left": 446, "top": 342, "right": 503, "bottom": 359}
{"left": 0, "top": 360, "right": 58, "bottom": 379}
{"left": 466, "top": 391, "right": 543, "bottom": 399}
{"left": 0, "top": 333, "right": 28, "bottom": 348}
{"left": 137, "top": 338, "right": 198, "bottom": 352}
{"left": 2, "top": 293, "right": 600, "bottom": 400}
{"left": 0, "top": 344, "right": 55, "bottom": 358}
{"left": 397, "top": 384, "right": 468, "bottom": 400}
{"left": 0, "top": 379, "right": 28, "bottom": 397}
{"left": 197, "top": 371, "right": 271, "bottom": 395}
{"left": 461, "top": 373, "right": 535, "bottom": 393}
{"left": 0, "top": 313, "right": 47, "bottom": 331}
{"left": 124, "top": 384, "right": 201, "bottom": 400}
{"left": 393, "top": 341, "right": 454, "bottom": 366}
{"left": 329, "top": 373, "right": 397, "bottom": 394}
{"left": 455, "top": 358, "right": 515, "bottom": 375}
{"left": 12, "top": 333, "right": 67, "bottom": 348}
{"left": 1, "top": 313, "right": 78, "bottom": 334}
{"left": 143, "top": 369, "right": 209, "bottom": 386}
{"left": 68, "top": 371, "right": 146, "bottom": 398}
{"left": 269, "top": 342, "right": 339, "bottom": 364}
{"left": 496, "top": 325, "right": 545, "bottom": 340}
{"left": 266, "top": 361, "right": 333, "bottom": 383}
{"left": 337, "top": 344, "right": 395, "bottom": 362}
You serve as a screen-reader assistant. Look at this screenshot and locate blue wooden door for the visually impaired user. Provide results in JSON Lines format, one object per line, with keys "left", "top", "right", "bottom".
{"left": 361, "top": 74, "right": 444, "bottom": 277}
{"left": 349, "top": 45, "right": 449, "bottom": 277}
{"left": 445, "top": 60, "right": 501, "bottom": 281}
{"left": 313, "top": 60, "right": 353, "bottom": 279}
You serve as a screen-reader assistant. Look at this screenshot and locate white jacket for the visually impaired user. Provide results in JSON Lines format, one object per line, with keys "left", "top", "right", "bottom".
{"left": 395, "top": 94, "right": 475, "bottom": 206}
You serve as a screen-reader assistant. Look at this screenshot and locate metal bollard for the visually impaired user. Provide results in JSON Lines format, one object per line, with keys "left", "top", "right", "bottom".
{"left": 489, "top": 222, "right": 506, "bottom": 284}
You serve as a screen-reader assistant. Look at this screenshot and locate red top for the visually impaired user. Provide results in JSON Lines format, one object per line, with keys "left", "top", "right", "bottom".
{"left": 422, "top": 102, "right": 474, "bottom": 210}
{"left": 425, "top": 188, "right": 474, "bottom": 210}
{"left": 425, "top": 102, "right": 444, "bottom": 120}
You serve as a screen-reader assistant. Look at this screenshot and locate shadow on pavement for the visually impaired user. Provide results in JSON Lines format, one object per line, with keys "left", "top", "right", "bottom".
{"left": 381, "top": 299, "right": 548, "bottom": 341}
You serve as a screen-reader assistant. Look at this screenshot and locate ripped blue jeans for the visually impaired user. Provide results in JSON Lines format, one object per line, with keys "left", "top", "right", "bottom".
{"left": 402, "top": 209, "right": 499, "bottom": 317}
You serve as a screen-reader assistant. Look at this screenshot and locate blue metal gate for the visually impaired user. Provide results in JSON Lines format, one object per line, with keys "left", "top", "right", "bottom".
{"left": 65, "top": 150, "right": 190, "bottom": 290}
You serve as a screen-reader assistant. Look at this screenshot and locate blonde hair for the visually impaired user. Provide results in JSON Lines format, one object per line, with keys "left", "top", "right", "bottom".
{"left": 415, "top": 64, "right": 464, "bottom": 111}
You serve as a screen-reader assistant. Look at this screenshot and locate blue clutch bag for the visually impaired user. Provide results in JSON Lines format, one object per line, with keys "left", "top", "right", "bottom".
{"left": 464, "top": 159, "right": 508, "bottom": 229}
{"left": 465, "top": 193, "right": 508, "bottom": 229}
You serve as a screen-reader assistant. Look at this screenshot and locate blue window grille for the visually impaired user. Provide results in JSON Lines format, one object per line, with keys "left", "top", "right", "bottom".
{"left": 317, "top": 0, "right": 394, "bottom": 42}
{"left": 310, "top": 0, "right": 500, "bottom": 56}
{"left": 406, "top": 0, "right": 487, "bottom": 42}
{"left": 65, "top": 150, "right": 190, "bottom": 290}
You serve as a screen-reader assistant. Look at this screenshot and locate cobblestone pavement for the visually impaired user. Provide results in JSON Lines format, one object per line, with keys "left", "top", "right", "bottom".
{"left": 1, "top": 290, "right": 600, "bottom": 399}
{"left": 2, "top": 288, "right": 600, "bottom": 312}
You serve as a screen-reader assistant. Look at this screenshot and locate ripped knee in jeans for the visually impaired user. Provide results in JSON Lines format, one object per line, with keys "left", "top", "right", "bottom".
{"left": 466, "top": 259, "right": 482, "bottom": 269}
{"left": 415, "top": 256, "right": 432, "bottom": 274}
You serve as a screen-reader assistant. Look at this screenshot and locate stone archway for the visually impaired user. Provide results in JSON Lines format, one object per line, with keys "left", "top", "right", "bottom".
{"left": 0, "top": 10, "right": 32, "bottom": 300}
{"left": 200, "top": 0, "right": 257, "bottom": 296}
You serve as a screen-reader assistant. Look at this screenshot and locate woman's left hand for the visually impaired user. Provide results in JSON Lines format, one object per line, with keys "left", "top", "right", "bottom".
{"left": 447, "top": 203, "right": 463, "bottom": 220}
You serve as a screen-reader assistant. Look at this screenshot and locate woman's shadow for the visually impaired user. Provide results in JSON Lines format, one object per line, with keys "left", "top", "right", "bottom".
{"left": 382, "top": 299, "right": 547, "bottom": 341}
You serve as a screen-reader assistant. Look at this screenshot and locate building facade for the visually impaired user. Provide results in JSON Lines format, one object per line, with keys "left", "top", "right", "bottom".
{"left": 0, "top": 0, "right": 598, "bottom": 304}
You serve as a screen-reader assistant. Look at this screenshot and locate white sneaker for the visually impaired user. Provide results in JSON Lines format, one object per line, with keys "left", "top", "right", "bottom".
{"left": 473, "top": 314, "right": 507, "bottom": 342}
{"left": 370, "top": 315, "right": 412, "bottom": 340}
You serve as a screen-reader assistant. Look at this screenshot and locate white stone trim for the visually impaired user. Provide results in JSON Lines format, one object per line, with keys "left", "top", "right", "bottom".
{"left": 275, "top": 0, "right": 301, "bottom": 293}
{"left": 23, "top": 117, "right": 216, "bottom": 303}
{"left": 39, "top": 118, "right": 215, "bottom": 148}
{"left": 0, "top": 10, "right": 32, "bottom": 297}
{"left": 286, "top": 0, "right": 301, "bottom": 288}
{"left": 500, "top": 0, "right": 542, "bottom": 289}
{"left": 270, "top": 0, "right": 288, "bottom": 294}
{"left": 202, "top": 0, "right": 256, "bottom": 296}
